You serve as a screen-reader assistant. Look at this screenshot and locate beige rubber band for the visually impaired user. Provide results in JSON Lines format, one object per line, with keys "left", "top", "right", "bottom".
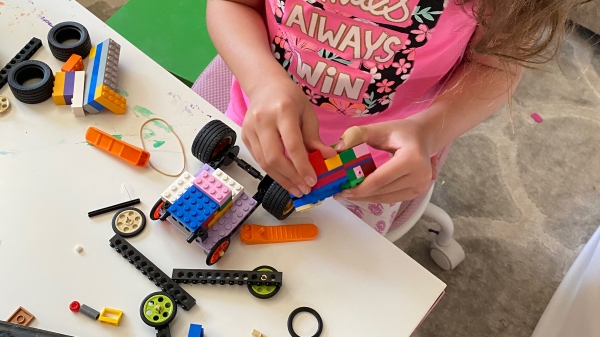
{"left": 139, "top": 118, "right": 186, "bottom": 177}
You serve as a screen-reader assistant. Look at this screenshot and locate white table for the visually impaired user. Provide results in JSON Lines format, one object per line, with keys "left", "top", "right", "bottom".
{"left": 0, "top": 1, "right": 446, "bottom": 336}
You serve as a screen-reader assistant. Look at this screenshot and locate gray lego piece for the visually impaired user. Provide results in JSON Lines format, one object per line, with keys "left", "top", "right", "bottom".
{"left": 79, "top": 304, "right": 100, "bottom": 320}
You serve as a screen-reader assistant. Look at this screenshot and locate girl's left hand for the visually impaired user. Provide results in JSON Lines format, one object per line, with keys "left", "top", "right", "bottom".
{"left": 334, "top": 119, "right": 438, "bottom": 203}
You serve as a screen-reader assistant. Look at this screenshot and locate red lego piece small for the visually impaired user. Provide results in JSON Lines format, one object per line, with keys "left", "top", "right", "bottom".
{"left": 69, "top": 301, "right": 81, "bottom": 312}
{"left": 308, "top": 150, "right": 328, "bottom": 176}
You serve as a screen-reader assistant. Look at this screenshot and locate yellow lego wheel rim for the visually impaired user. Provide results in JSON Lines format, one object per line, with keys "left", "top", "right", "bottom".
{"left": 0, "top": 96, "right": 10, "bottom": 115}
{"left": 115, "top": 209, "right": 143, "bottom": 234}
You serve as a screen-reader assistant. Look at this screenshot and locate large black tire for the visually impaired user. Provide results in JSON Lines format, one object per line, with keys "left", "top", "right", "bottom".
{"left": 8, "top": 60, "right": 54, "bottom": 104}
{"left": 47, "top": 21, "right": 92, "bottom": 61}
{"left": 262, "top": 182, "right": 294, "bottom": 220}
{"left": 191, "top": 120, "right": 237, "bottom": 164}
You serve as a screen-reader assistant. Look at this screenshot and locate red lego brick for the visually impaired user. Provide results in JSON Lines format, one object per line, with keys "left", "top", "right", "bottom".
{"left": 313, "top": 168, "right": 347, "bottom": 190}
{"left": 308, "top": 150, "right": 328, "bottom": 175}
{"left": 361, "top": 159, "right": 377, "bottom": 177}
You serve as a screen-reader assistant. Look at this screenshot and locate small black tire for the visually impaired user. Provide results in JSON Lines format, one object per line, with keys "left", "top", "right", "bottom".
{"left": 206, "top": 236, "right": 231, "bottom": 266}
{"left": 191, "top": 120, "right": 237, "bottom": 164}
{"left": 262, "top": 181, "right": 294, "bottom": 220}
{"left": 150, "top": 198, "right": 166, "bottom": 221}
{"left": 112, "top": 207, "right": 146, "bottom": 238}
{"left": 139, "top": 291, "right": 177, "bottom": 328}
{"left": 47, "top": 21, "right": 92, "bottom": 61}
{"left": 8, "top": 60, "right": 54, "bottom": 104}
{"left": 247, "top": 265, "right": 281, "bottom": 300}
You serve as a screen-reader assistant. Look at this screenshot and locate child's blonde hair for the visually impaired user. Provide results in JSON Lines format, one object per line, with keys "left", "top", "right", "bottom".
{"left": 463, "top": 0, "right": 590, "bottom": 66}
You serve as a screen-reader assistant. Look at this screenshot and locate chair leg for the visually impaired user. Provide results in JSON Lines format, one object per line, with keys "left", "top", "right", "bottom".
{"left": 423, "top": 203, "right": 465, "bottom": 270}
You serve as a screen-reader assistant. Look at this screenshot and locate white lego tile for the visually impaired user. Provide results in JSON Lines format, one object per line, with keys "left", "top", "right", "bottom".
{"left": 161, "top": 171, "right": 195, "bottom": 204}
{"left": 212, "top": 169, "right": 244, "bottom": 202}
{"left": 71, "top": 71, "right": 86, "bottom": 117}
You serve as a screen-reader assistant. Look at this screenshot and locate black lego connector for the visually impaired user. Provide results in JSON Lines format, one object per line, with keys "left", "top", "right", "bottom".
{"left": 156, "top": 326, "right": 172, "bottom": 337}
{"left": 232, "top": 156, "right": 264, "bottom": 181}
{"left": 186, "top": 227, "right": 207, "bottom": 244}
{"left": 0, "top": 38, "right": 43, "bottom": 90}
{"left": 89, "top": 198, "right": 141, "bottom": 217}
{"left": 108, "top": 234, "right": 196, "bottom": 310}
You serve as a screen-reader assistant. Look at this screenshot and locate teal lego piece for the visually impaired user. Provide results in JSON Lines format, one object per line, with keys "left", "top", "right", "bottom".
{"left": 168, "top": 185, "right": 219, "bottom": 231}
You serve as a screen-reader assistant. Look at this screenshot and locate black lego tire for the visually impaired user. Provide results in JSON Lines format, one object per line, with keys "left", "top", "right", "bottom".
{"left": 262, "top": 181, "right": 294, "bottom": 220}
{"left": 205, "top": 236, "right": 231, "bottom": 266}
{"left": 112, "top": 207, "right": 147, "bottom": 238}
{"left": 247, "top": 265, "right": 282, "bottom": 300}
{"left": 191, "top": 120, "right": 237, "bottom": 164}
{"left": 150, "top": 198, "right": 166, "bottom": 221}
{"left": 7, "top": 60, "right": 54, "bottom": 104}
{"left": 47, "top": 21, "right": 92, "bottom": 61}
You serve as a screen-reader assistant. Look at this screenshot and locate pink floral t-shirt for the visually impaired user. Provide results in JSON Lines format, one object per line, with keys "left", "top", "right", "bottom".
{"left": 226, "top": 0, "right": 477, "bottom": 165}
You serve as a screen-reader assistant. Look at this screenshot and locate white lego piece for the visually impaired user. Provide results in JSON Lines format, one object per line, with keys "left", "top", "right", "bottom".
{"left": 71, "top": 71, "right": 86, "bottom": 117}
{"left": 161, "top": 171, "right": 195, "bottom": 204}
{"left": 75, "top": 245, "right": 83, "bottom": 253}
{"left": 212, "top": 169, "right": 244, "bottom": 202}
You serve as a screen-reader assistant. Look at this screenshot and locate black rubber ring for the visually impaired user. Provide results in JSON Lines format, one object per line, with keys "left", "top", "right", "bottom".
{"left": 287, "top": 307, "right": 323, "bottom": 337}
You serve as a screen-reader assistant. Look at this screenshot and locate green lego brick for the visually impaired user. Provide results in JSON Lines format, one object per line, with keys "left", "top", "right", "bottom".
{"left": 339, "top": 148, "right": 357, "bottom": 164}
{"left": 342, "top": 177, "right": 365, "bottom": 190}
{"left": 346, "top": 168, "right": 358, "bottom": 182}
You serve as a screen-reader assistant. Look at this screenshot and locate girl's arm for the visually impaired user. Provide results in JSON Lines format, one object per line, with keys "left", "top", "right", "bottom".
{"left": 207, "top": 0, "right": 336, "bottom": 197}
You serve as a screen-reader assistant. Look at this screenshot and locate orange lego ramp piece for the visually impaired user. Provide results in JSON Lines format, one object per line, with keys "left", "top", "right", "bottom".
{"left": 240, "top": 224, "right": 318, "bottom": 245}
{"left": 85, "top": 127, "right": 150, "bottom": 167}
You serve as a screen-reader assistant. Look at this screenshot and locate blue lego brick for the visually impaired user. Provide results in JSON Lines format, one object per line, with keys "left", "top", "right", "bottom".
{"left": 188, "top": 324, "right": 204, "bottom": 337}
{"left": 84, "top": 42, "right": 104, "bottom": 110}
{"left": 168, "top": 185, "right": 219, "bottom": 231}
{"left": 292, "top": 176, "right": 347, "bottom": 208}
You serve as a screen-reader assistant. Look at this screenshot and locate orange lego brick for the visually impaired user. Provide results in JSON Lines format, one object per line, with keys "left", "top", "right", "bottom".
{"left": 8, "top": 306, "right": 35, "bottom": 326}
{"left": 61, "top": 54, "right": 84, "bottom": 72}
{"left": 85, "top": 127, "right": 150, "bottom": 167}
{"left": 94, "top": 84, "right": 126, "bottom": 115}
{"left": 240, "top": 223, "right": 318, "bottom": 245}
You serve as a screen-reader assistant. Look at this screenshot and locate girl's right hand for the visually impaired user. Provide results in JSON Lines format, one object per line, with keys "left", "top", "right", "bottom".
{"left": 241, "top": 78, "right": 336, "bottom": 197}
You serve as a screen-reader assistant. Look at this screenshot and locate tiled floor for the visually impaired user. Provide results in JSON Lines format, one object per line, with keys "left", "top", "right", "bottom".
{"left": 78, "top": 1, "right": 600, "bottom": 336}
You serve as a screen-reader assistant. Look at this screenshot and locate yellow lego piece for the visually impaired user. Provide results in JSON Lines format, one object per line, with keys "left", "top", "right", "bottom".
{"left": 98, "top": 307, "right": 123, "bottom": 326}
{"left": 324, "top": 154, "right": 342, "bottom": 171}
{"left": 52, "top": 72, "right": 66, "bottom": 105}
{"left": 94, "top": 84, "right": 126, "bottom": 115}
{"left": 207, "top": 201, "right": 232, "bottom": 228}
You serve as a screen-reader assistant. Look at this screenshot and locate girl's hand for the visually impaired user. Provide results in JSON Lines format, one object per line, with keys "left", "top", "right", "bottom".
{"left": 335, "top": 119, "right": 438, "bottom": 203}
{"left": 242, "top": 78, "right": 336, "bottom": 197}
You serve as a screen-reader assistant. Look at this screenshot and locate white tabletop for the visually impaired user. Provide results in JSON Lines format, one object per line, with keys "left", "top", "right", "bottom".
{"left": 0, "top": 1, "right": 445, "bottom": 336}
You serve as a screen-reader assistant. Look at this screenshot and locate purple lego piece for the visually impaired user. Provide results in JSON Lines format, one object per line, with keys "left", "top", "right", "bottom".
{"left": 168, "top": 186, "right": 219, "bottom": 231}
{"left": 195, "top": 164, "right": 215, "bottom": 177}
{"left": 199, "top": 192, "right": 257, "bottom": 251}
{"left": 64, "top": 71, "right": 75, "bottom": 104}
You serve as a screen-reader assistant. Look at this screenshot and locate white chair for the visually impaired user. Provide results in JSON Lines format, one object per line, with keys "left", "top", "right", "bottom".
{"left": 192, "top": 56, "right": 466, "bottom": 270}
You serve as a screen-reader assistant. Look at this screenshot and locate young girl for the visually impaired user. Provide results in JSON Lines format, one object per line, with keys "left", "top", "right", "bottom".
{"left": 206, "top": 0, "right": 585, "bottom": 234}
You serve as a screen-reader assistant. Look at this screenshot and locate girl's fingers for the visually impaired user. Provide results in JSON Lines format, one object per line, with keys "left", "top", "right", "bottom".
{"left": 280, "top": 119, "right": 317, "bottom": 187}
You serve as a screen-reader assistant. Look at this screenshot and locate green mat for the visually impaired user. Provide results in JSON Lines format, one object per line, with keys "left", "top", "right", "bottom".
{"left": 107, "top": 0, "right": 217, "bottom": 86}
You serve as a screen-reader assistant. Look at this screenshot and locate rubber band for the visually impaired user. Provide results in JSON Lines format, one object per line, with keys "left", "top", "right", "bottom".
{"left": 139, "top": 118, "right": 186, "bottom": 177}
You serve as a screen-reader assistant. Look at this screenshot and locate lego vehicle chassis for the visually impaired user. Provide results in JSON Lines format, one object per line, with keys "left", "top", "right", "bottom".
{"left": 150, "top": 120, "right": 294, "bottom": 265}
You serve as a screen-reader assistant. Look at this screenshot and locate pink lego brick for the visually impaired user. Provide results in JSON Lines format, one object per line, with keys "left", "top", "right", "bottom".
{"left": 193, "top": 170, "right": 232, "bottom": 207}
{"left": 198, "top": 192, "right": 257, "bottom": 251}
{"left": 353, "top": 166, "right": 364, "bottom": 179}
{"left": 352, "top": 143, "right": 370, "bottom": 158}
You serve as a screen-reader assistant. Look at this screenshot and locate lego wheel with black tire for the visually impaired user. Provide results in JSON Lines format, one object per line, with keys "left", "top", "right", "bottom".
{"left": 150, "top": 198, "right": 166, "bottom": 221}
{"left": 247, "top": 265, "right": 281, "bottom": 300}
{"left": 192, "top": 120, "right": 237, "bottom": 164}
{"left": 8, "top": 60, "right": 54, "bottom": 104}
{"left": 262, "top": 181, "right": 294, "bottom": 220}
{"left": 206, "top": 236, "right": 231, "bottom": 266}
{"left": 112, "top": 207, "right": 146, "bottom": 238}
{"left": 47, "top": 21, "right": 92, "bottom": 61}
{"left": 140, "top": 292, "right": 177, "bottom": 328}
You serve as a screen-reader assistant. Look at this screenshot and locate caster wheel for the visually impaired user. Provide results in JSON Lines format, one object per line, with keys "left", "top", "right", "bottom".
{"left": 262, "top": 181, "right": 294, "bottom": 220}
{"left": 206, "top": 236, "right": 231, "bottom": 266}
{"left": 140, "top": 291, "right": 177, "bottom": 328}
{"left": 191, "top": 120, "right": 237, "bottom": 164}
{"left": 248, "top": 265, "right": 281, "bottom": 299}
{"left": 430, "top": 238, "right": 465, "bottom": 270}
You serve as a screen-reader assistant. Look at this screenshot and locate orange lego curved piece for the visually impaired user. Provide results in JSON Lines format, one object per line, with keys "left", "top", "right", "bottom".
{"left": 85, "top": 127, "right": 150, "bottom": 167}
{"left": 240, "top": 224, "right": 318, "bottom": 245}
